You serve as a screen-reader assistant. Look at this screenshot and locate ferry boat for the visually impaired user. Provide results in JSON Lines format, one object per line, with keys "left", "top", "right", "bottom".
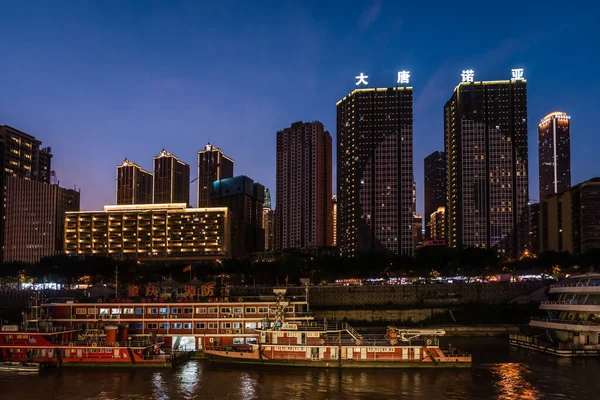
{"left": 204, "top": 289, "right": 472, "bottom": 368}
{"left": 510, "top": 273, "right": 600, "bottom": 356}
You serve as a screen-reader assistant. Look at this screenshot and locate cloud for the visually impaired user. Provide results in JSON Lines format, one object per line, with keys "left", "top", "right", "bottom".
{"left": 359, "top": 0, "right": 382, "bottom": 30}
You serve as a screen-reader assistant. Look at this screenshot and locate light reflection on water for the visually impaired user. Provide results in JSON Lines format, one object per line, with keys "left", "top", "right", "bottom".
{"left": 0, "top": 338, "right": 598, "bottom": 400}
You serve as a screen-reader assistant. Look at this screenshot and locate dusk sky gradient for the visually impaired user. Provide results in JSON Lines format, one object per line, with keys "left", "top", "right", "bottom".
{"left": 1, "top": 1, "right": 599, "bottom": 215}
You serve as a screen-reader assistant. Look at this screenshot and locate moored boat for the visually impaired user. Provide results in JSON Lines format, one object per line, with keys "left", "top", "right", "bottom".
{"left": 0, "top": 361, "right": 40, "bottom": 373}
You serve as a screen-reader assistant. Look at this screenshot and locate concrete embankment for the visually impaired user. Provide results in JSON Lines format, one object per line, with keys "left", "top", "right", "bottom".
{"left": 313, "top": 308, "right": 446, "bottom": 324}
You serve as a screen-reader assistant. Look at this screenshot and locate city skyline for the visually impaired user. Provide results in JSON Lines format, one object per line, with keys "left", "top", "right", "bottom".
{"left": 0, "top": 2, "right": 598, "bottom": 218}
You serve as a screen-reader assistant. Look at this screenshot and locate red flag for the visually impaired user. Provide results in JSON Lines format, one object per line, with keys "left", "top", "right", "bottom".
{"left": 183, "top": 265, "right": 191, "bottom": 273}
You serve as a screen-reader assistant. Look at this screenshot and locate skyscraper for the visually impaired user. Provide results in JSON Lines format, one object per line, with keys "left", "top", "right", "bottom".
{"left": 4, "top": 176, "right": 79, "bottom": 262}
{"left": 153, "top": 149, "right": 190, "bottom": 205}
{"left": 276, "top": 121, "right": 332, "bottom": 250}
{"left": 337, "top": 87, "right": 414, "bottom": 256}
{"left": 116, "top": 158, "right": 153, "bottom": 205}
{"left": 197, "top": 143, "right": 234, "bottom": 207}
{"left": 331, "top": 195, "right": 337, "bottom": 247}
{"left": 424, "top": 151, "right": 446, "bottom": 239}
{"left": 263, "top": 188, "right": 274, "bottom": 251}
{"left": 430, "top": 206, "right": 446, "bottom": 241}
{"left": 538, "top": 111, "right": 571, "bottom": 200}
{"left": 412, "top": 213, "right": 423, "bottom": 248}
{"left": 444, "top": 72, "right": 528, "bottom": 252}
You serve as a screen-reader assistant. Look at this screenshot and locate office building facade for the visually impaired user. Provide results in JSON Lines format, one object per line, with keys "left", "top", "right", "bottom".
{"left": 331, "top": 195, "right": 337, "bottom": 247}
{"left": 538, "top": 111, "right": 571, "bottom": 200}
{"left": 210, "top": 175, "right": 264, "bottom": 258}
{"left": 4, "top": 176, "right": 79, "bottom": 262}
{"left": 430, "top": 206, "right": 446, "bottom": 241}
{"left": 276, "top": 121, "right": 332, "bottom": 250}
{"left": 413, "top": 213, "right": 423, "bottom": 248}
{"left": 65, "top": 204, "right": 229, "bottom": 260}
{"left": 197, "top": 143, "right": 234, "bottom": 207}
{"left": 153, "top": 149, "right": 190, "bottom": 205}
{"left": 116, "top": 158, "right": 153, "bottom": 205}
{"left": 262, "top": 188, "right": 274, "bottom": 251}
{"left": 444, "top": 78, "right": 528, "bottom": 253}
{"left": 424, "top": 151, "right": 446, "bottom": 239}
{"left": 337, "top": 88, "right": 414, "bottom": 256}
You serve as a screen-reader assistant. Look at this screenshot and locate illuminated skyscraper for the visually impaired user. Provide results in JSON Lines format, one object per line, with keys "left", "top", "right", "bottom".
{"left": 331, "top": 195, "right": 337, "bottom": 247}
{"left": 538, "top": 111, "right": 571, "bottom": 200}
{"left": 263, "top": 188, "right": 274, "bottom": 251}
{"left": 337, "top": 87, "right": 414, "bottom": 256}
{"left": 153, "top": 149, "right": 190, "bottom": 205}
{"left": 116, "top": 158, "right": 153, "bottom": 205}
{"left": 424, "top": 151, "right": 446, "bottom": 239}
{"left": 276, "top": 121, "right": 332, "bottom": 250}
{"left": 197, "top": 143, "right": 234, "bottom": 207}
{"left": 444, "top": 74, "right": 528, "bottom": 252}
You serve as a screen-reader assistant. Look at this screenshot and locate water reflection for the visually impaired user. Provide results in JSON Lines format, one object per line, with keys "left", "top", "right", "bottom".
{"left": 238, "top": 372, "right": 257, "bottom": 400}
{"left": 492, "top": 363, "right": 539, "bottom": 399}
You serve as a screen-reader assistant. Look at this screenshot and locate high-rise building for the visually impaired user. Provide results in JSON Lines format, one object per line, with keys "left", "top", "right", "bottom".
{"left": 65, "top": 204, "right": 229, "bottom": 260}
{"left": 337, "top": 87, "right": 414, "bottom": 256}
{"left": 263, "top": 188, "right": 274, "bottom": 251}
{"left": 430, "top": 206, "right": 446, "bottom": 241}
{"left": 412, "top": 213, "right": 423, "bottom": 248}
{"left": 331, "top": 195, "right": 337, "bottom": 247}
{"left": 424, "top": 151, "right": 446, "bottom": 239}
{"left": 539, "top": 178, "right": 600, "bottom": 255}
{"left": 538, "top": 111, "right": 571, "bottom": 200}
{"left": 116, "top": 158, "right": 153, "bottom": 205}
{"left": 153, "top": 149, "right": 190, "bottom": 205}
{"left": 276, "top": 121, "right": 332, "bottom": 250}
{"left": 1, "top": 125, "right": 54, "bottom": 261}
{"left": 197, "top": 143, "right": 234, "bottom": 208}
{"left": 445, "top": 74, "right": 528, "bottom": 253}
{"left": 517, "top": 202, "right": 540, "bottom": 257}
{"left": 4, "top": 176, "right": 79, "bottom": 262}
{"left": 211, "top": 175, "right": 264, "bottom": 258}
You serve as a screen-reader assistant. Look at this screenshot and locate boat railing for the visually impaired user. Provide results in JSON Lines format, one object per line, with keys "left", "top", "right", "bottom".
{"left": 551, "top": 281, "right": 600, "bottom": 288}
{"left": 51, "top": 339, "right": 155, "bottom": 348}
{"left": 542, "top": 300, "right": 599, "bottom": 305}
{"left": 531, "top": 317, "right": 600, "bottom": 326}
{"left": 20, "top": 325, "right": 78, "bottom": 333}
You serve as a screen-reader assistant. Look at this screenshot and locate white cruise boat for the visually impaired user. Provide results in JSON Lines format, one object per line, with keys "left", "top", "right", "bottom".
{"left": 510, "top": 273, "right": 600, "bottom": 356}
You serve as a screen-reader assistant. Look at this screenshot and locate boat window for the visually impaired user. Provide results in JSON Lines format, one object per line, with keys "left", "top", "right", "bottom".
{"left": 184, "top": 323, "right": 192, "bottom": 329}
{"left": 99, "top": 349, "right": 104, "bottom": 353}
{"left": 111, "top": 308, "right": 121, "bottom": 314}
{"left": 159, "top": 308, "right": 169, "bottom": 315}
{"left": 196, "top": 307, "right": 207, "bottom": 314}
{"left": 221, "top": 322, "right": 231, "bottom": 329}
{"left": 245, "top": 307, "right": 256, "bottom": 313}
{"left": 159, "top": 323, "right": 169, "bottom": 329}
{"left": 233, "top": 323, "right": 242, "bottom": 329}
{"left": 123, "top": 308, "right": 134, "bottom": 314}
{"left": 135, "top": 323, "right": 143, "bottom": 329}
{"left": 208, "top": 323, "right": 217, "bottom": 329}
{"left": 208, "top": 307, "right": 218, "bottom": 314}
{"left": 220, "top": 307, "right": 231, "bottom": 314}
{"left": 233, "top": 307, "right": 242, "bottom": 314}
{"left": 135, "top": 308, "right": 145, "bottom": 314}
{"left": 75, "top": 309, "right": 87, "bottom": 315}
{"left": 171, "top": 308, "right": 182, "bottom": 314}
{"left": 233, "top": 338, "right": 244, "bottom": 344}
{"left": 150, "top": 308, "right": 158, "bottom": 314}
{"left": 105, "top": 349, "right": 112, "bottom": 353}
{"left": 284, "top": 307, "right": 294, "bottom": 313}
{"left": 258, "top": 307, "right": 269, "bottom": 313}
{"left": 245, "top": 338, "right": 257, "bottom": 345}
{"left": 171, "top": 323, "right": 182, "bottom": 329}
{"left": 87, "top": 308, "right": 97, "bottom": 314}
{"left": 196, "top": 323, "right": 206, "bottom": 329}
{"left": 148, "top": 323, "right": 158, "bottom": 329}
{"left": 245, "top": 322, "right": 257, "bottom": 329}
{"left": 183, "top": 308, "right": 193, "bottom": 314}
{"left": 99, "top": 308, "right": 110, "bottom": 315}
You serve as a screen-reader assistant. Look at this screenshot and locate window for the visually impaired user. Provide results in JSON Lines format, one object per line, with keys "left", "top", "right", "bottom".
{"left": 196, "top": 307, "right": 207, "bottom": 314}
{"left": 183, "top": 308, "right": 193, "bottom": 314}
{"left": 159, "top": 323, "right": 169, "bottom": 329}
{"left": 245, "top": 307, "right": 256, "bottom": 313}
{"left": 245, "top": 322, "right": 257, "bottom": 329}
{"left": 221, "top": 322, "right": 231, "bottom": 329}
{"left": 171, "top": 323, "right": 182, "bottom": 329}
{"left": 233, "top": 323, "right": 242, "bottom": 329}
{"left": 208, "top": 307, "right": 218, "bottom": 314}
{"left": 148, "top": 323, "right": 158, "bottom": 329}
{"left": 123, "top": 308, "right": 134, "bottom": 314}
{"left": 111, "top": 308, "right": 121, "bottom": 314}
{"left": 171, "top": 308, "right": 182, "bottom": 314}
{"left": 135, "top": 323, "right": 143, "bottom": 329}
{"left": 208, "top": 323, "right": 217, "bottom": 329}
{"left": 246, "top": 338, "right": 257, "bottom": 345}
{"left": 99, "top": 348, "right": 104, "bottom": 353}
{"left": 135, "top": 308, "right": 145, "bottom": 315}
{"left": 99, "top": 308, "right": 110, "bottom": 315}
{"left": 87, "top": 308, "right": 97, "bottom": 314}
{"left": 159, "top": 308, "right": 169, "bottom": 315}
{"left": 284, "top": 307, "right": 294, "bottom": 313}
{"left": 220, "top": 307, "right": 231, "bottom": 314}
{"left": 150, "top": 308, "right": 158, "bottom": 314}
{"left": 233, "top": 338, "right": 244, "bottom": 344}
{"left": 183, "top": 323, "right": 192, "bottom": 329}
{"left": 196, "top": 323, "right": 206, "bottom": 329}
{"left": 258, "top": 307, "right": 269, "bottom": 313}
{"left": 233, "top": 307, "right": 242, "bottom": 314}
{"left": 75, "top": 309, "right": 86, "bottom": 315}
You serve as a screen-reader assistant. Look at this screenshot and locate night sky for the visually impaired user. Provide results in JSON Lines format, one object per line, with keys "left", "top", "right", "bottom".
{"left": 1, "top": 1, "right": 598, "bottom": 214}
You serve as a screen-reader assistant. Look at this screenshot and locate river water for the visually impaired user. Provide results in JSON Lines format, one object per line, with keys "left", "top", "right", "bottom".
{"left": 1, "top": 337, "right": 596, "bottom": 399}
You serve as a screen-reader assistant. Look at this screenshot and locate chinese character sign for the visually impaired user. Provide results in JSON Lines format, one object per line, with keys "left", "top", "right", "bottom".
{"left": 511, "top": 68, "right": 524, "bottom": 80}
{"left": 461, "top": 70, "right": 475, "bottom": 83}
{"left": 397, "top": 71, "right": 410, "bottom": 85}
{"left": 355, "top": 73, "right": 368, "bottom": 86}
{"left": 128, "top": 285, "right": 140, "bottom": 297}
{"left": 183, "top": 285, "right": 196, "bottom": 298}
{"left": 146, "top": 284, "right": 159, "bottom": 298}
{"left": 201, "top": 283, "right": 215, "bottom": 297}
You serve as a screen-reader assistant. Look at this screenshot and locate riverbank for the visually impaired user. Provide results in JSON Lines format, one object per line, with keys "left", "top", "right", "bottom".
{"left": 356, "top": 324, "right": 520, "bottom": 337}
